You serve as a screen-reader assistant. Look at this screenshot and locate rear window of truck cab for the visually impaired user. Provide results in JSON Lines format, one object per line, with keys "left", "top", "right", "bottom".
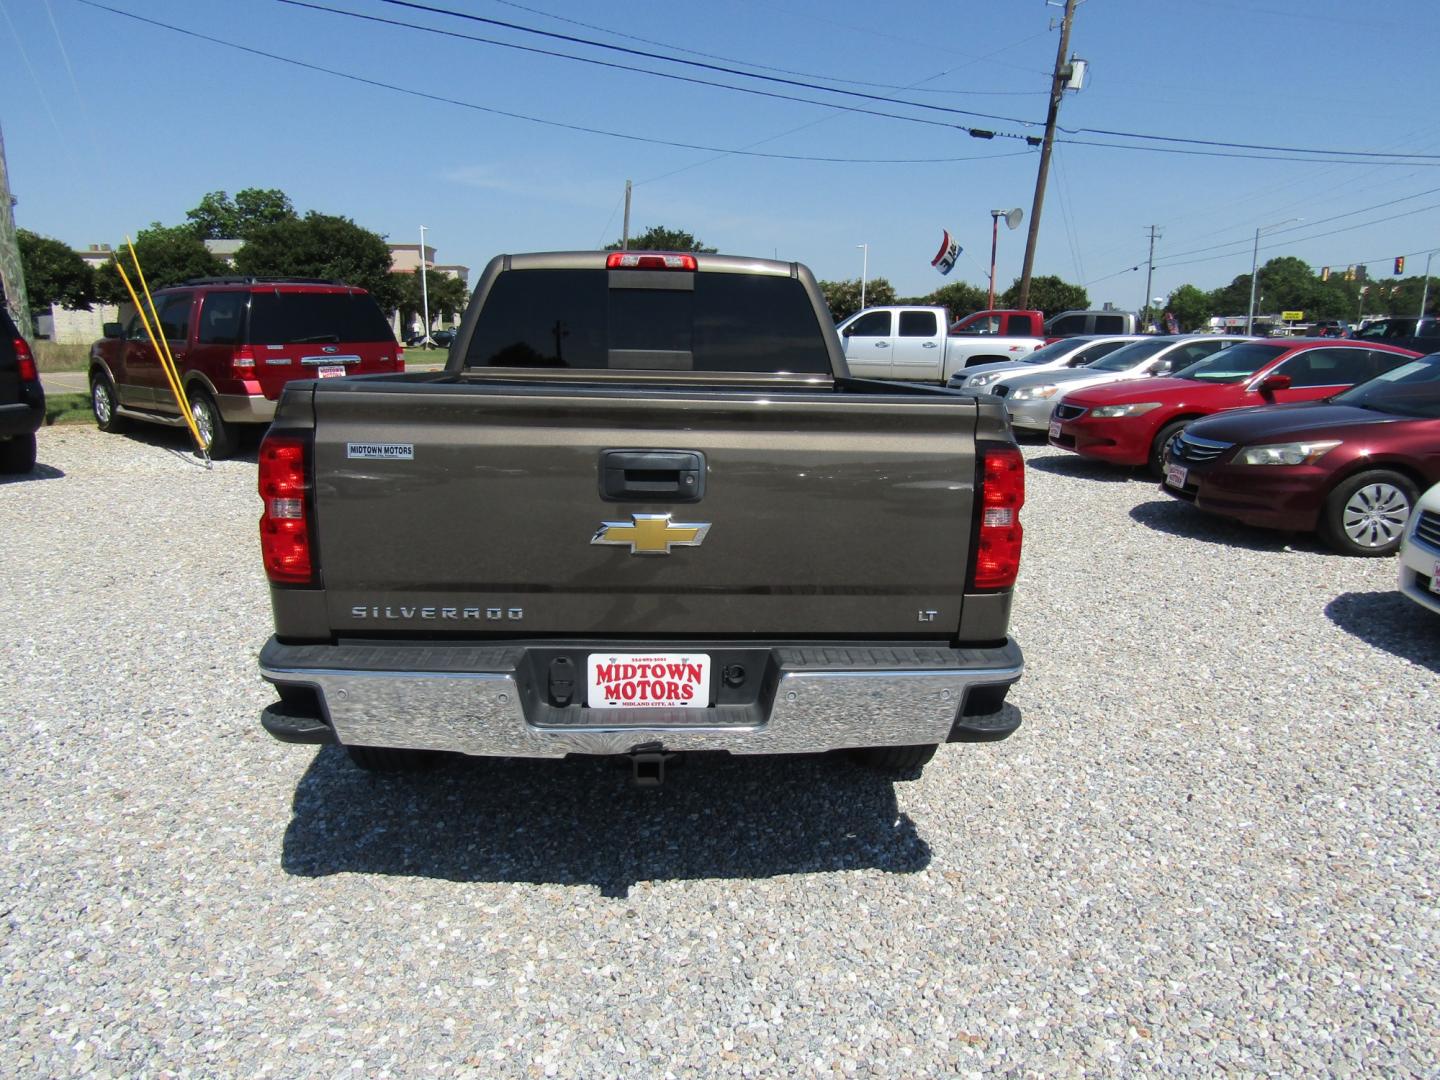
{"left": 463, "top": 268, "right": 832, "bottom": 374}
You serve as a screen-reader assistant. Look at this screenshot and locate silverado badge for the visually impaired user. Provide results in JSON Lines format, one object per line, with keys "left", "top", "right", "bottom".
{"left": 592, "top": 514, "right": 711, "bottom": 556}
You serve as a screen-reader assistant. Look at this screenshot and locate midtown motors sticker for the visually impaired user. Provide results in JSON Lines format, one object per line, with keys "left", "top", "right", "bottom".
{"left": 346, "top": 442, "right": 414, "bottom": 460}
{"left": 587, "top": 653, "right": 710, "bottom": 709}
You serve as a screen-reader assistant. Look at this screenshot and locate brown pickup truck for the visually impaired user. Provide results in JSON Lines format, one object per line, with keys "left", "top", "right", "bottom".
{"left": 256, "top": 251, "right": 1025, "bottom": 784}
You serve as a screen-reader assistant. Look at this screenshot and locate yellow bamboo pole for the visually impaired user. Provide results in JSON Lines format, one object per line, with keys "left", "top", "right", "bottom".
{"left": 117, "top": 241, "right": 207, "bottom": 457}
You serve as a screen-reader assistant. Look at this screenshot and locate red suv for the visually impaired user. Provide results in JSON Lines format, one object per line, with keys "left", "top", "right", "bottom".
{"left": 89, "top": 278, "right": 402, "bottom": 457}
{"left": 1047, "top": 339, "right": 1422, "bottom": 475}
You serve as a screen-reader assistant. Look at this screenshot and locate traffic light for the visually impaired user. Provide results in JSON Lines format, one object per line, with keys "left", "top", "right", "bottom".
{"left": 1395, "top": 256, "right": 1406, "bottom": 275}
{"left": 1321, "top": 266, "right": 1330, "bottom": 281}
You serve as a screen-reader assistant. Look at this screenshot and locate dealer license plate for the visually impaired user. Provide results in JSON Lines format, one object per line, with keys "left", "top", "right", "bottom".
{"left": 1165, "top": 463, "right": 1188, "bottom": 489}
{"left": 1431, "top": 562, "right": 1440, "bottom": 596}
{"left": 1048, "top": 419, "right": 1061, "bottom": 439}
{"left": 317, "top": 365, "right": 348, "bottom": 378}
{"left": 587, "top": 653, "right": 710, "bottom": 709}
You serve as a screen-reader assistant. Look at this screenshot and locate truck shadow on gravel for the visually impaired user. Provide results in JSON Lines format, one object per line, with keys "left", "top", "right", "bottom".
{"left": 0, "top": 463, "right": 65, "bottom": 485}
{"left": 1326, "top": 591, "right": 1440, "bottom": 671}
{"left": 1128, "top": 499, "right": 1331, "bottom": 554}
{"left": 281, "top": 750, "right": 932, "bottom": 898}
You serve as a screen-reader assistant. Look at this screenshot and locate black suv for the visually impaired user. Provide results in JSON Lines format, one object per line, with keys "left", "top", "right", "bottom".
{"left": 0, "top": 307, "right": 43, "bottom": 474}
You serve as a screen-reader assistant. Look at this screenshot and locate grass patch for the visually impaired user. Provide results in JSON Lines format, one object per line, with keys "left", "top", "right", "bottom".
{"left": 35, "top": 342, "right": 92, "bottom": 373}
{"left": 45, "top": 393, "right": 93, "bottom": 426}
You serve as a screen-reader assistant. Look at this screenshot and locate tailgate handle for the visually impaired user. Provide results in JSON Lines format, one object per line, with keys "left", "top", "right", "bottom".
{"left": 600, "top": 450, "right": 705, "bottom": 503}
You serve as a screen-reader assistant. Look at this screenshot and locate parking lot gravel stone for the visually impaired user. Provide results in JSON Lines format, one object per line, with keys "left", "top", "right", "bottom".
{"left": 2, "top": 425, "right": 1437, "bottom": 1076}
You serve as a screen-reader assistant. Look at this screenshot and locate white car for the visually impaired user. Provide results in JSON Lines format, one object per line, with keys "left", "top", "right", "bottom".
{"left": 1397, "top": 480, "right": 1440, "bottom": 615}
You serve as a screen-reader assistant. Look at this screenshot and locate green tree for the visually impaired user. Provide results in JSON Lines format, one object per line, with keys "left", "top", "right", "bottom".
{"left": 818, "top": 277, "right": 896, "bottom": 321}
{"left": 1165, "top": 284, "right": 1213, "bottom": 331}
{"left": 235, "top": 212, "right": 399, "bottom": 311}
{"left": 392, "top": 267, "right": 470, "bottom": 329}
{"left": 916, "top": 281, "right": 989, "bottom": 322}
{"left": 94, "top": 223, "right": 229, "bottom": 302}
{"left": 605, "top": 225, "right": 718, "bottom": 253}
{"left": 18, "top": 229, "right": 96, "bottom": 310}
{"left": 998, "top": 275, "right": 1088, "bottom": 317}
{"left": 186, "top": 188, "right": 297, "bottom": 239}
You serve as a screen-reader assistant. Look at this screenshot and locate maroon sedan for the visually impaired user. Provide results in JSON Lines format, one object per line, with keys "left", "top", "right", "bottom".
{"left": 1161, "top": 352, "right": 1440, "bottom": 555}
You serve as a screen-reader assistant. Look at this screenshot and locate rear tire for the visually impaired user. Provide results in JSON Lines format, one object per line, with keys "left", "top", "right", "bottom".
{"left": 188, "top": 389, "right": 236, "bottom": 459}
{"left": 1150, "top": 419, "right": 1190, "bottom": 478}
{"left": 91, "top": 372, "right": 125, "bottom": 433}
{"left": 1319, "top": 470, "right": 1417, "bottom": 557}
{"left": 346, "top": 745, "right": 444, "bottom": 773}
{"left": 0, "top": 433, "right": 37, "bottom": 474}
{"left": 849, "top": 744, "right": 938, "bottom": 777}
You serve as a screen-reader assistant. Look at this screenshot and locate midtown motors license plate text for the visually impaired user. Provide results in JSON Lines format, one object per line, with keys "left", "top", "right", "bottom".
{"left": 587, "top": 653, "right": 710, "bottom": 708}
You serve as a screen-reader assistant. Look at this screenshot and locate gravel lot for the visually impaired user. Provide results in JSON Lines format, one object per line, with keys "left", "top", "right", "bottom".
{"left": 3, "top": 424, "right": 1437, "bottom": 1077}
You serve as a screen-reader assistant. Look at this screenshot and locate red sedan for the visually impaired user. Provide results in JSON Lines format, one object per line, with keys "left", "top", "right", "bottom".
{"left": 1047, "top": 339, "right": 1423, "bottom": 475}
{"left": 1161, "top": 352, "right": 1440, "bottom": 555}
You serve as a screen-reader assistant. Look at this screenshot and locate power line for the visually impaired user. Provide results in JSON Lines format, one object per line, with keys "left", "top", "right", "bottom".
{"left": 73, "top": 1, "right": 1033, "bottom": 164}
{"left": 277, "top": 0, "right": 1033, "bottom": 141}
{"left": 371, "top": 0, "right": 1440, "bottom": 163}
{"left": 358, "top": 0, "right": 1044, "bottom": 129}
{"left": 1087, "top": 192, "right": 1440, "bottom": 285}
{"left": 484, "top": 0, "right": 1049, "bottom": 98}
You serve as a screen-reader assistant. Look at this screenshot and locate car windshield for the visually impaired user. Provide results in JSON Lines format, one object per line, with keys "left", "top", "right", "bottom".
{"left": 1172, "top": 342, "right": 1287, "bottom": 382}
{"left": 1330, "top": 354, "right": 1440, "bottom": 418}
{"left": 1020, "top": 338, "right": 1088, "bottom": 364}
{"left": 1084, "top": 338, "right": 1170, "bottom": 372}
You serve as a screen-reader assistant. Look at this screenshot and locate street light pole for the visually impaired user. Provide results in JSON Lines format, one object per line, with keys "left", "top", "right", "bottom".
{"left": 1246, "top": 218, "right": 1300, "bottom": 334}
{"left": 419, "top": 225, "right": 431, "bottom": 346}
{"left": 858, "top": 244, "right": 868, "bottom": 310}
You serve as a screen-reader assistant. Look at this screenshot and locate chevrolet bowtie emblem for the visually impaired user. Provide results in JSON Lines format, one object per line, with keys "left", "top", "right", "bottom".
{"left": 592, "top": 514, "right": 711, "bottom": 555}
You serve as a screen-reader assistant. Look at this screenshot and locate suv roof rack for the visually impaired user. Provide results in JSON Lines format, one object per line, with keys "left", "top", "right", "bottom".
{"left": 175, "top": 276, "right": 347, "bottom": 287}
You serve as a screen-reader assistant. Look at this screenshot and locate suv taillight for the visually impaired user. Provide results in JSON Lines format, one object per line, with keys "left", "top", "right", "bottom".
{"left": 232, "top": 345, "right": 257, "bottom": 379}
{"left": 971, "top": 446, "right": 1024, "bottom": 591}
{"left": 14, "top": 337, "right": 36, "bottom": 382}
{"left": 259, "top": 434, "right": 314, "bottom": 584}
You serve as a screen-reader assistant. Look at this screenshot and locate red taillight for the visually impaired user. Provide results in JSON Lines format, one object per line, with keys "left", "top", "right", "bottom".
{"left": 232, "top": 345, "right": 257, "bottom": 379}
{"left": 606, "top": 251, "right": 698, "bottom": 271}
{"left": 14, "top": 337, "right": 36, "bottom": 382}
{"left": 259, "top": 435, "right": 313, "bottom": 584}
{"left": 972, "top": 447, "right": 1025, "bottom": 591}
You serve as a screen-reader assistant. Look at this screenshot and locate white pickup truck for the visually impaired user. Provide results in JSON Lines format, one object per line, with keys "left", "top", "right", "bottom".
{"left": 836, "top": 306, "right": 1043, "bottom": 383}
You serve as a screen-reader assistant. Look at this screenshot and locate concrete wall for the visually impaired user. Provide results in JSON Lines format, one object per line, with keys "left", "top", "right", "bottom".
{"left": 45, "top": 302, "right": 119, "bottom": 345}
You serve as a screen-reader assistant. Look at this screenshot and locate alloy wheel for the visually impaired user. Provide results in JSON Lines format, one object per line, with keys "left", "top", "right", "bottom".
{"left": 1341, "top": 482, "right": 1411, "bottom": 548}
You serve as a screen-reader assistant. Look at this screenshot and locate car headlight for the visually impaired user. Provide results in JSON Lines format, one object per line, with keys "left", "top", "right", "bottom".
{"left": 1235, "top": 440, "right": 1341, "bottom": 466}
{"left": 1010, "top": 384, "right": 1059, "bottom": 400}
{"left": 966, "top": 372, "right": 999, "bottom": 387}
{"left": 1089, "top": 402, "right": 1163, "bottom": 418}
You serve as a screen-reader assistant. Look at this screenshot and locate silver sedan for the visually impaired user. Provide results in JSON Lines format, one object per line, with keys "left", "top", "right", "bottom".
{"left": 979, "top": 335, "right": 1252, "bottom": 430}
{"left": 946, "top": 335, "right": 1142, "bottom": 391}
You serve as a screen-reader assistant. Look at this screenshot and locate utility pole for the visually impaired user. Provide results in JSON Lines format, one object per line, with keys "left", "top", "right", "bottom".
{"left": 622, "top": 180, "right": 632, "bottom": 250}
{"left": 1018, "top": 0, "right": 1079, "bottom": 310}
{"left": 0, "top": 122, "right": 33, "bottom": 338}
{"left": 1141, "top": 225, "right": 1161, "bottom": 327}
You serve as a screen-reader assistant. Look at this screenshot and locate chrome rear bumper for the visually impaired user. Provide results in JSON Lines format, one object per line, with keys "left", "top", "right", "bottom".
{"left": 259, "top": 638, "right": 1023, "bottom": 757}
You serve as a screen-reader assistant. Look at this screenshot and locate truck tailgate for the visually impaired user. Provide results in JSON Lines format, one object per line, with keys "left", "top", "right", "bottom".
{"left": 309, "top": 380, "right": 981, "bottom": 638}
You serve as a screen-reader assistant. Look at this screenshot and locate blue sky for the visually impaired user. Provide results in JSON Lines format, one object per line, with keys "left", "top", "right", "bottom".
{"left": 4, "top": 0, "right": 1439, "bottom": 310}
